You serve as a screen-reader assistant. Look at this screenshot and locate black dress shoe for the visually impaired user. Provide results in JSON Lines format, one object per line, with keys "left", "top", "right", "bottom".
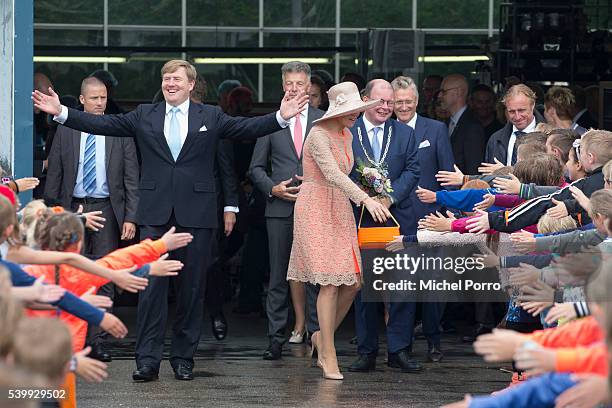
{"left": 88, "top": 343, "right": 112, "bottom": 362}
{"left": 427, "top": 346, "right": 444, "bottom": 363}
{"left": 173, "top": 363, "right": 194, "bottom": 381}
{"left": 462, "top": 324, "right": 493, "bottom": 343}
{"left": 132, "top": 366, "right": 159, "bottom": 382}
{"left": 348, "top": 354, "right": 376, "bottom": 372}
{"left": 388, "top": 350, "right": 423, "bottom": 373}
{"left": 211, "top": 313, "right": 228, "bottom": 341}
{"left": 263, "top": 341, "right": 282, "bottom": 360}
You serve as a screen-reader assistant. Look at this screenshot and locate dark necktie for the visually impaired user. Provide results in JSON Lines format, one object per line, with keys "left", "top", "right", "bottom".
{"left": 510, "top": 130, "right": 526, "bottom": 164}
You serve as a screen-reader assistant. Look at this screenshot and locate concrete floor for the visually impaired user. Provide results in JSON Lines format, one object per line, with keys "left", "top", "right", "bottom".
{"left": 77, "top": 306, "right": 508, "bottom": 408}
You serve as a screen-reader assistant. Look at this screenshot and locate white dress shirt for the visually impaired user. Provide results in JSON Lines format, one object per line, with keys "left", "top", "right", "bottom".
{"left": 164, "top": 99, "right": 190, "bottom": 148}
{"left": 448, "top": 105, "right": 467, "bottom": 136}
{"left": 362, "top": 115, "right": 384, "bottom": 155}
{"left": 289, "top": 105, "right": 308, "bottom": 145}
{"left": 405, "top": 113, "right": 418, "bottom": 130}
{"left": 506, "top": 116, "right": 537, "bottom": 165}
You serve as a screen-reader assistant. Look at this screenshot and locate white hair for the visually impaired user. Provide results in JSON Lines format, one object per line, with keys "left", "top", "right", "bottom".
{"left": 391, "top": 76, "right": 419, "bottom": 100}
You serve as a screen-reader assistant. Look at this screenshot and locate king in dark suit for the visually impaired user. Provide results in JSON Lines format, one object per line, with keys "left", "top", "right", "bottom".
{"left": 347, "top": 79, "right": 422, "bottom": 374}
{"left": 32, "top": 59, "right": 308, "bottom": 382}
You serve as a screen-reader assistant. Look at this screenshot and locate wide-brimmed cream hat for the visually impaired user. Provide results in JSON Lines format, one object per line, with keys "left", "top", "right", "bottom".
{"left": 313, "top": 81, "right": 382, "bottom": 124}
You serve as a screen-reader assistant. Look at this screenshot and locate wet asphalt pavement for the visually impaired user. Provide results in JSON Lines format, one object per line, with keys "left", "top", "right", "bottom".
{"left": 77, "top": 306, "right": 507, "bottom": 407}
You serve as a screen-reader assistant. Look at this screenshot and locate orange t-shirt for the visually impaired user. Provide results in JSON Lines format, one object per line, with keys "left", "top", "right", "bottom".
{"left": 25, "top": 238, "right": 167, "bottom": 353}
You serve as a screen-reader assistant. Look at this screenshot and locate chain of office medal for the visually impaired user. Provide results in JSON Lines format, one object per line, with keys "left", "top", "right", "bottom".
{"left": 357, "top": 126, "right": 392, "bottom": 166}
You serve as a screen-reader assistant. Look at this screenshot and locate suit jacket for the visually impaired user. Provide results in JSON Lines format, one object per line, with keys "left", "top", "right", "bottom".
{"left": 62, "top": 102, "right": 282, "bottom": 229}
{"left": 574, "top": 109, "right": 598, "bottom": 130}
{"left": 249, "top": 106, "right": 324, "bottom": 218}
{"left": 485, "top": 110, "right": 545, "bottom": 165}
{"left": 44, "top": 124, "right": 139, "bottom": 228}
{"left": 408, "top": 115, "right": 456, "bottom": 222}
{"left": 349, "top": 117, "right": 420, "bottom": 235}
{"left": 450, "top": 107, "right": 486, "bottom": 175}
{"left": 215, "top": 139, "right": 239, "bottom": 209}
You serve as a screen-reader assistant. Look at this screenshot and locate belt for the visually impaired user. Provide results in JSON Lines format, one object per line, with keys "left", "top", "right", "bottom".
{"left": 72, "top": 196, "right": 110, "bottom": 204}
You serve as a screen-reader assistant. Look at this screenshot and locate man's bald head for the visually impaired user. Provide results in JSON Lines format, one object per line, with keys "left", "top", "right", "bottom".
{"left": 363, "top": 78, "right": 393, "bottom": 98}
{"left": 362, "top": 79, "right": 394, "bottom": 125}
{"left": 439, "top": 74, "right": 469, "bottom": 115}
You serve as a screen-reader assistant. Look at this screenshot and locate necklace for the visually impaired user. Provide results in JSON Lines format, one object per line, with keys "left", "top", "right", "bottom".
{"left": 357, "top": 125, "right": 392, "bottom": 166}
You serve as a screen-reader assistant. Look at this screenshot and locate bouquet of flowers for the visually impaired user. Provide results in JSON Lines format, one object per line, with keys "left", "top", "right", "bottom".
{"left": 355, "top": 161, "right": 393, "bottom": 198}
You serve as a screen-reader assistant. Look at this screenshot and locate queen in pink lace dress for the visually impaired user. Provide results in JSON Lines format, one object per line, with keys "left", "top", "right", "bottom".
{"left": 287, "top": 122, "right": 369, "bottom": 286}
{"left": 286, "top": 82, "right": 388, "bottom": 380}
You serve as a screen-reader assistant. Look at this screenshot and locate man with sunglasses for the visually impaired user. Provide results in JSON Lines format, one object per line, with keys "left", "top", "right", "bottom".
{"left": 438, "top": 74, "right": 486, "bottom": 174}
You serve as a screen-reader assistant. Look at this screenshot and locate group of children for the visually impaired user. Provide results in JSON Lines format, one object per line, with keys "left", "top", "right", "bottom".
{"left": 407, "top": 127, "right": 612, "bottom": 408}
{"left": 0, "top": 184, "right": 193, "bottom": 407}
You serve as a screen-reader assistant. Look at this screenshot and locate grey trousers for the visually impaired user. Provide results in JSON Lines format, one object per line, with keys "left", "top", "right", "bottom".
{"left": 266, "top": 216, "right": 319, "bottom": 344}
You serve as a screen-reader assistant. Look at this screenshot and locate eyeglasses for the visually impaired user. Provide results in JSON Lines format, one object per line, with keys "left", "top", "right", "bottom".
{"left": 438, "top": 87, "right": 459, "bottom": 95}
{"left": 605, "top": 178, "right": 612, "bottom": 185}
{"left": 379, "top": 99, "right": 395, "bottom": 107}
{"left": 394, "top": 100, "right": 416, "bottom": 107}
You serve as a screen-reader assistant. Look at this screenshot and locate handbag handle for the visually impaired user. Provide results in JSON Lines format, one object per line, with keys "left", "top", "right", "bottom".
{"left": 358, "top": 204, "right": 400, "bottom": 228}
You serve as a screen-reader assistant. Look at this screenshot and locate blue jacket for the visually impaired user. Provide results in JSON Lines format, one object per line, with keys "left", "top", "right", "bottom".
{"left": 436, "top": 188, "right": 503, "bottom": 213}
{"left": 469, "top": 372, "right": 577, "bottom": 408}
{"left": 407, "top": 116, "right": 455, "bottom": 221}
{"left": 350, "top": 117, "right": 420, "bottom": 235}
{"left": 2, "top": 259, "right": 104, "bottom": 326}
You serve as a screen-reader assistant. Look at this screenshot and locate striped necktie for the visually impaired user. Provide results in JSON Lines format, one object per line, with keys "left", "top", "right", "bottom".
{"left": 83, "top": 133, "right": 96, "bottom": 195}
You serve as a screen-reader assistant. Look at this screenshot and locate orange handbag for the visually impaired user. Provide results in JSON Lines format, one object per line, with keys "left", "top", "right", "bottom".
{"left": 357, "top": 206, "right": 400, "bottom": 249}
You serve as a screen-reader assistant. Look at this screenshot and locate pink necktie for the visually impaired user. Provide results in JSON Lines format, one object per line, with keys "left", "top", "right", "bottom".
{"left": 294, "top": 114, "right": 303, "bottom": 156}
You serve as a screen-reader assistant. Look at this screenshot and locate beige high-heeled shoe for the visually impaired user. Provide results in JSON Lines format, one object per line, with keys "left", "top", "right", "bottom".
{"left": 319, "top": 358, "right": 344, "bottom": 380}
{"left": 310, "top": 331, "right": 322, "bottom": 368}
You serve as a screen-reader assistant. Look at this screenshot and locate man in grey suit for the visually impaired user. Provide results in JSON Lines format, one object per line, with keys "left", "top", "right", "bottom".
{"left": 249, "top": 61, "right": 323, "bottom": 360}
{"left": 44, "top": 76, "right": 139, "bottom": 361}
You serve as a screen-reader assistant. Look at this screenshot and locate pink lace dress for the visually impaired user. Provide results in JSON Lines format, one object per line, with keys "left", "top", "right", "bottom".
{"left": 287, "top": 123, "right": 369, "bottom": 286}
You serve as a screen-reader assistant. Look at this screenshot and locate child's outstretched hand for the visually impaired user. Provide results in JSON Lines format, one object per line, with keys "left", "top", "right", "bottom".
{"left": 161, "top": 226, "right": 194, "bottom": 251}
{"left": 100, "top": 313, "right": 128, "bottom": 338}
{"left": 109, "top": 265, "right": 148, "bottom": 293}
{"left": 478, "top": 158, "right": 504, "bottom": 175}
{"left": 385, "top": 235, "right": 405, "bottom": 252}
{"left": 493, "top": 173, "right": 521, "bottom": 194}
{"left": 33, "top": 275, "right": 66, "bottom": 303}
{"left": 418, "top": 211, "right": 455, "bottom": 232}
{"left": 415, "top": 186, "right": 436, "bottom": 204}
{"left": 547, "top": 198, "right": 569, "bottom": 219}
{"left": 435, "top": 164, "right": 464, "bottom": 187}
{"left": 76, "top": 205, "right": 106, "bottom": 231}
{"left": 517, "top": 280, "right": 555, "bottom": 304}
{"left": 520, "top": 301, "right": 552, "bottom": 317}
{"left": 465, "top": 209, "right": 490, "bottom": 233}
{"left": 473, "top": 328, "right": 525, "bottom": 362}
{"left": 569, "top": 185, "right": 591, "bottom": 213}
{"left": 510, "top": 229, "right": 536, "bottom": 254}
{"left": 473, "top": 193, "right": 495, "bottom": 211}
{"left": 75, "top": 346, "right": 108, "bottom": 383}
{"left": 514, "top": 345, "right": 556, "bottom": 377}
{"left": 149, "top": 254, "right": 183, "bottom": 277}
{"left": 508, "top": 263, "right": 540, "bottom": 287}
{"left": 80, "top": 286, "right": 113, "bottom": 309}
{"left": 544, "top": 302, "right": 577, "bottom": 325}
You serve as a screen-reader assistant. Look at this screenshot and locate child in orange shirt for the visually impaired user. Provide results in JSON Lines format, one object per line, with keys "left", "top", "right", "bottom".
{"left": 25, "top": 209, "right": 192, "bottom": 353}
